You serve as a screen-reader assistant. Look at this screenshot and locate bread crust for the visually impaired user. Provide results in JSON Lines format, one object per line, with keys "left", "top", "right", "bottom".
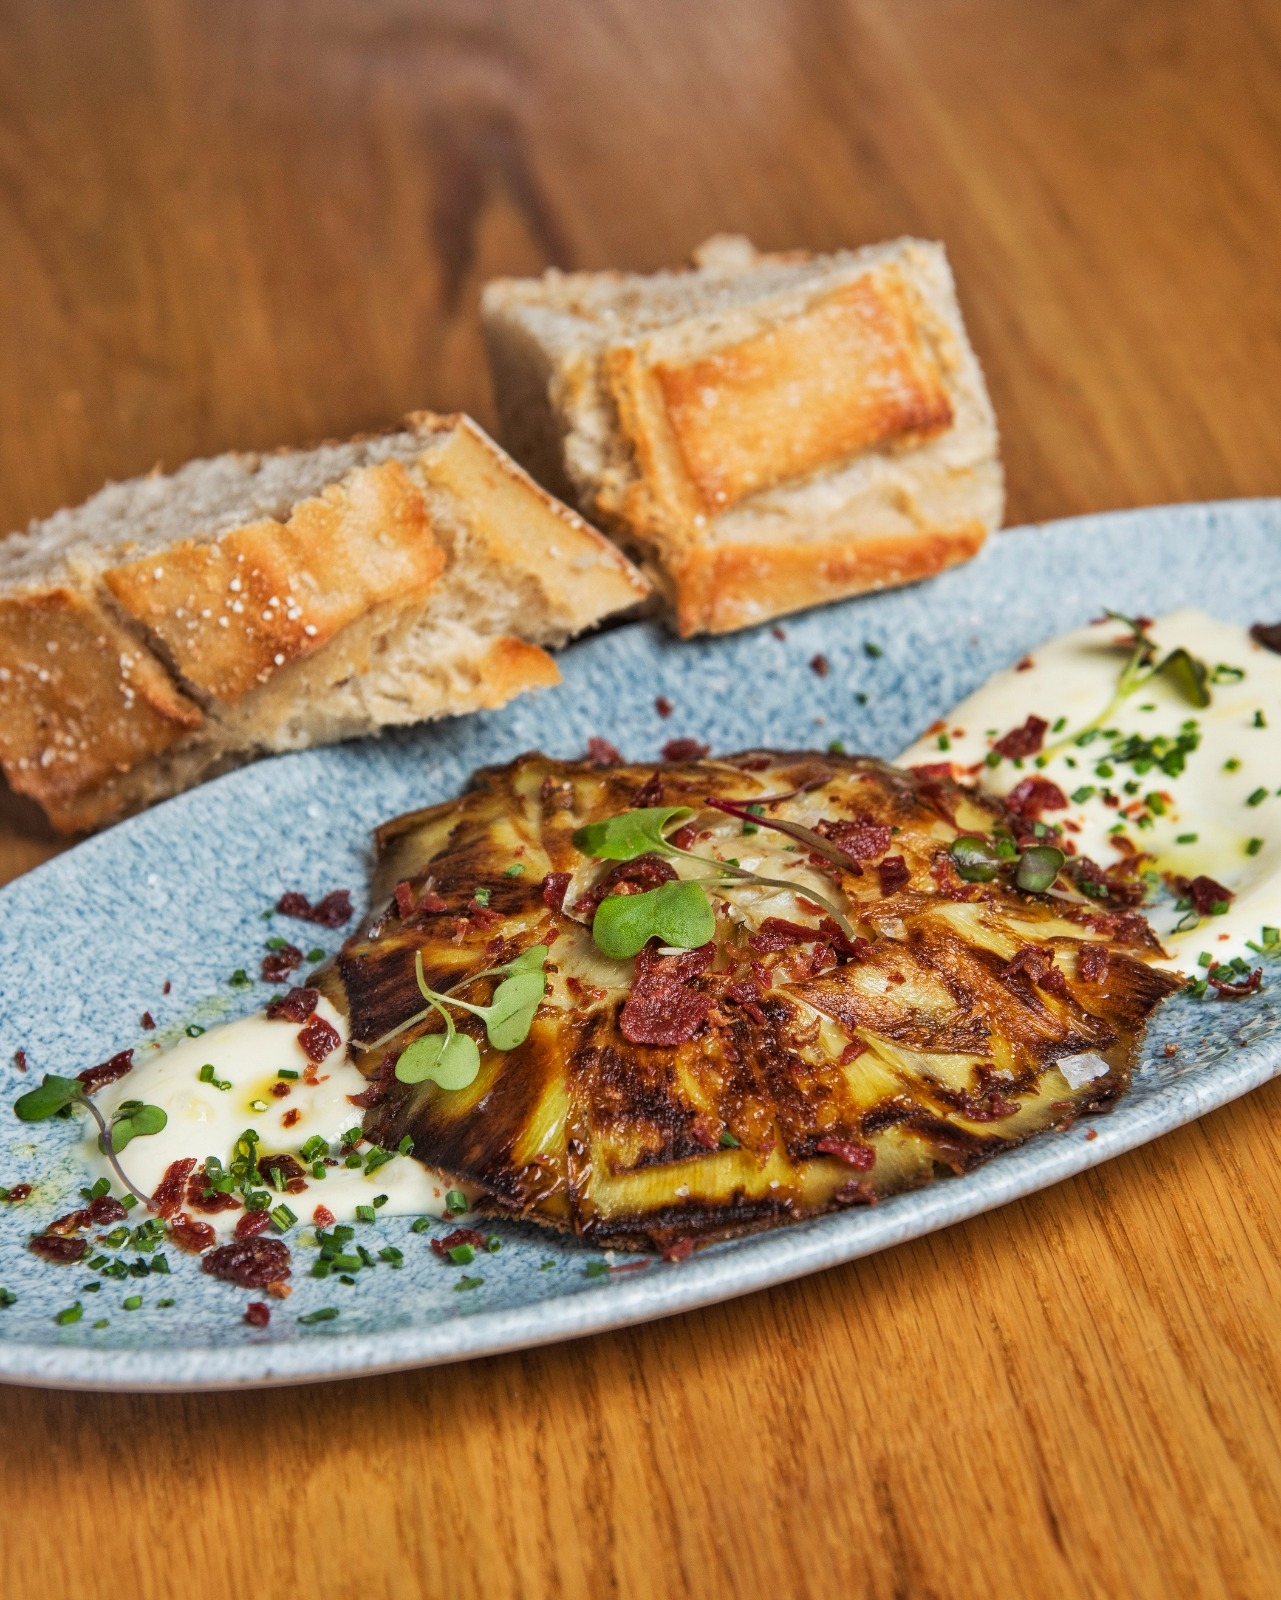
{"left": 0, "top": 588, "right": 203, "bottom": 827}
{"left": 670, "top": 521, "right": 988, "bottom": 636}
{"left": 482, "top": 236, "right": 1002, "bottom": 637}
{"left": 0, "top": 412, "right": 646, "bottom": 831}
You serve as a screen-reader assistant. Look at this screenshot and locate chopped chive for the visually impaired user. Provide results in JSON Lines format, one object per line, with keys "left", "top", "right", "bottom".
{"left": 502, "top": 863, "right": 524, "bottom": 877}
{"left": 540, "top": 1259, "right": 555, "bottom": 1270}
{"left": 311, "top": 1161, "right": 326, "bottom": 1180}
{"left": 372, "top": 1194, "right": 388, "bottom": 1209}
{"left": 445, "top": 1189, "right": 468, "bottom": 1216}
{"left": 937, "top": 733, "right": 951, "bottom": 752}
{"left": 719, "top": 1130, "right": 741, "bottom": 1148}
{"left": 447, "top": 1243, "right": 475, "bottom": 1265}
{"left": 1246, "top": 838, "right": 1265, "bottom": 856}
{"left": 1096, "top": 762, "right": 1114, "bottom": 778}
{"left": 1071, "top": 786, "right": 1096, "bottom": 804}
{"left": 277, "top": 1068, "right": 299, "bottom": 1081}
{"left": 364, "top": 1147, "right": 395, "bottom": 1176}
{"left": 340, "top": 1127, "right": 362, "bottom": 1147}
{"left": 311, "top": 1261, "right": 331, "bottom": 1278}
{"left": 250, "top": 1100, "right": 269, "bottom": 1113}
{"left": 827, "top": 739, "right": 847, "bottom": 754}
{"left": 120, "top": 1194, "right": 138, "bottom": 1210}
{"left": 306, "top": 948, "right": 325, "bottom": 963}
{"left": 585, "top": 1261, "right": 610, "bottom": 1279}
{"left": 1197, "top": 952, "right": 1214, "bottom": 968}
{"left": 186, "top": 1024, "right": 205, "bottom": 1037}
{"left": 357, "top": 1245, "right": 377, "bottom": 1269}
{"left": 1051, "top": 716, "right": 1067, "bottom": 733}
{"left": 355, "top": 1205, "right": 376, "bottom": 1224}
{"left": 985, "top": 751, "right": 1001, "bottom": 769}
{"left": 454, "top": 1276, "right": 483, "bottom": 1292}
{"left": 863, "top": 641, "right": 883, "bottom": 658}
{"left": 411, "top": 1216, "right": 432, "bottom": 1234}
{"left": 472, "top": 886, "right": 492, "bottom": 907}
{"left": 0, "top": 1288, "right": 16, "bottom": 1309}
{"left": 398, "top": 1135, "right": 414, "bottom": 1156}
{"left": 228, "top": 969, "right": 252, "bottom": 989}
{"left": 1263, "top": 927, "right": 1280, "bottom": 946}
{"left": 1247, "top": 788, "right": 1268, "bottom": 807}
{"left": 344, "top": 1152, "right": 362, "bottom": 1169}
{"left": 122, "top": 1295, "right": 142, "bottom": 1312}
{"left": 301, "top": 1135, "right": 329, "bottom": 1162}
{"left": 1254, "top": 710, "right": 1267, "bottom": 728}
{"left": 265, "top": 936, "right": 288, "bottom": 951}
{"left": 1211, "top": 900, "right": 1230, "bottom": 915}
{"left": 1224, "top": 757, "right": 1241, "bottom": 772}
{"left": 1176, "top": 833, "right": 1198, "bottom": 844}
{"left": 299, "top": 1307, "right": 339, "bottom": 1324}
{"left": 270, "top": 1204, "right": 297, "bottom": 1231}
{"left": 379, "top": 1246, "right": 404, "bottom": 1267}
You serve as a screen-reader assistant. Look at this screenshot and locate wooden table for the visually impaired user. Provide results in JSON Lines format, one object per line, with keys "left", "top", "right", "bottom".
{"left": 3, "top": 3, "right": 1281, "bottom": 1595}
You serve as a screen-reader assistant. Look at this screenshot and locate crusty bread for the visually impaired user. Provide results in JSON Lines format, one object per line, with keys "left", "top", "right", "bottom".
{"left": 0, "top": 412, "right": 648, "bottom": 831}
{"left": 481, "top": 234, "right": 1003, "bottom": 636}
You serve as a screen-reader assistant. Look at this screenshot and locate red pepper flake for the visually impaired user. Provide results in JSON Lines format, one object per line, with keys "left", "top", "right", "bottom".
{"left": 3, "top": 1184, "right": 31, "bottom": 1203}
{"left": 750, "top": 917, "right": 826, "bottom": 953}
{"left": 140, "top": 1011, "right": 156, "bottom": 1031}
{"left": 585, "top": 737, "right": 622, "bottom": 767}
{"left": 77, "top": 1048, "right": 134, "bottom": 1094}
{"left": 1002, "top": 945, "right": 1069, "bottom": 998}
{"left": 1163, "top": 1042, "right": 1179, "bottom": 1058}
{"left": 298, "top": 1015, "right": 341, "bottom": 1064}
{"left": 661, "top": 738, "right": 709, "bottom": 762}
{"left": 909, "top": 762, "right": 953, "bottom": 781}
{"left": 266, "top": 1280, "right": 291, "bottom": 1299}
{"left": 725, "top": 979, "right": 767, "bottom": 1024}
{"left": 430, "top": 1227, "right": 489, "bottom": 1259}
{"left": 770, "top": 626, "right": 786, "bottom": 641}
{"left": 467, "top": 900, "right": 503, "bottom": 929}
{"left": 313, "top": 1204, "right": 335, "bottom": 1227}
{"left": 202, "top": 1237, "right": 291, "bottom": 1288}
{"left": 877, "top": 856, "right": 911, "bottom": 896}
{"left": 619, "top": 943, "right": 715, "bottom": 1046}
{"left": 661, "top": 1238, "right": 695, "bottom": 1262}
{"left": 48, "top": 1207, "right": 91, "bottom": 1236}
{"left": 28, "top": 1233, "right": 88, "bottom": 1263}
{"left": 170, "top": 1215, "right": 218, "bottom": 1253}
{"left": 655, "top": 696, "right": 673, "bottom": 718}
{"left": 810, "top": 654, "right": 830, "bottom": 677}
{"left": 631, "top": 773, "right": 665, "bottom": 807}
{"left": 276, "top": 889, "right": 353, "bottom": 927}
{"left": 266, "top": 986, "right": 320, "bottom": 1024}
{"left": 668, "top": 823, "right": 699, "bottom": 851}
{"left": 282, "top": 1108, "right": 301, "bottom": 1129}
{"left": 162, "top": 981, "right": 172, "bottom": 995}
{"left": 840, "top": 1038, "right": 867, "bottom": 1063}
{"left": 394, "top": 880, "right": 416, "bottom": 919}
{"left": 270, "top": 1080, "right": 291, "bottom": 1099}
{"left": 153, "top": 1157, "right": 198, "bottom": 1219}
{"left": 1189, "top": 875, "right": 1234, "bottom": 916}
{"left": 1084, "top": 1127, "right": 1098, "bottom": 1141}
{"left": 815, "top": 1135, "right": 876, "bottom": 1171}
{"left": 1015, "top": 656, "right": 1035, "bottom": 672}
{"left": 815, "top": 817, "right": 892, "bottom": 861}
{"left": 994, "top": 715, "right": 1047, "bottom": 758}
{"left": 1077, "top": 943, "right": 1110, "bottom": 983}
{"left": 244, "top": 1301, "right": 271, "bottom": 1328}
{"left": 13, "top": 1049, "right": 27, "bottom": 1072}
{"left": 541, "top": 872, "right": 572, "bottom": 913}
{"left": 1005, "top": 777, "right": 1068, "bottom": 820}
{"left": 1209, "top": 967, "right": 1262, "bottom": 999}
{"left": 419, "top": 891, "right": 449, "bottom": 914}
{"left": 262, "top": 944, "right": 303, "bottom": 983}
{"left": 256, "top": 1154, "right": 308, "bottom": 1193}
{"left": 87, "top": 1194, "right": 128, "bottom": 1227}
{"left": 234, "top": 1210, "right": 271, "bottom": 1241}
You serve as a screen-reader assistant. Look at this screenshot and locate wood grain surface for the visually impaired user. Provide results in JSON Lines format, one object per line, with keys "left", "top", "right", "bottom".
{"left": 3, "top": 2, "right": 1281, "bottom": 1595}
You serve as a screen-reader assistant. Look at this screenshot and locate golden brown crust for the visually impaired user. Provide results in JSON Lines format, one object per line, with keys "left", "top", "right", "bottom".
{"left": 670, "top": 521, "right": 989, "bottom": 636}
{"left": 464, "top": 635, "right": 562, "bottom": 707}
{"left": 654, "top": 270, "right": 953, "bottom": 515}
{"left": 102, "top": 460, "right": 443, "bottom": 703}
{"left": 0, "top": 588, "right": 202, "bottom": 829}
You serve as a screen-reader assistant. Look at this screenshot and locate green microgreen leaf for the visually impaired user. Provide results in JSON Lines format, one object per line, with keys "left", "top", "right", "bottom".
{"left": 13, "top": 1074, "right": 85, "bottom": 1121}
{"left": 1156, "top": 647, "right": 1211, "bottom": 708}
{"left": 483, "top": 971, "right": 547, "bottom": 1050}
{"left": 949, "top": 836, "right": 1002, "bottom": 882}
{"left": 1014, "top": 845, "right": 1066, "bottom": 893}
{"left": 395, "top": 1029, "right": 481, "bottom": 1090}
{"left": 572, "top": 806, "right": 693, "bottom": 861}
{"left": 592, "top": 879, "right": 716, "bottom": 960}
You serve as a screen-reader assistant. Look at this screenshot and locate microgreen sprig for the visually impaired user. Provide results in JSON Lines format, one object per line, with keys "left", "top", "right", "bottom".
{"left": 392, "top": 947, "right": 549, "bottom": 1090}
{"left": 13, "top": 1076, "right": 167, "bottom": 1209}
{"left": 571, "top": 803, "right": 858, "bottom": 951}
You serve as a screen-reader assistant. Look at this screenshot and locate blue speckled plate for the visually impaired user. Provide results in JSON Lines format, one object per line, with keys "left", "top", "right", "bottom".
{"left": 2, "top": 501, "right": 1279, "bottom": 1391}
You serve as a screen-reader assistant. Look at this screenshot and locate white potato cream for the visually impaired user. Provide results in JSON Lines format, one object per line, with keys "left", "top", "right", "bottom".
{"left": 897, "top": 608, "right": 1281, "bottom": 971}
{"left": 90, "top": 996, "right": 450, "bottom": 1232}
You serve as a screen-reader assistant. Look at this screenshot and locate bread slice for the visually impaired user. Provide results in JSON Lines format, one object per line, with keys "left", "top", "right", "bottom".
{"left": 0, "top": 412, "right": 648, "bottom": 832}
{"left": 481, "top": 234, "right": 1003, "bottom": 636}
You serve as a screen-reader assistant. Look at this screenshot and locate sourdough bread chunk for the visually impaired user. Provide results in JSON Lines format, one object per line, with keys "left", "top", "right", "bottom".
{"left": 482, "top": 235, "right": 1002, "bottom": 636}
{"left": 0, "top": 412, "right": 647, "bottom": 830}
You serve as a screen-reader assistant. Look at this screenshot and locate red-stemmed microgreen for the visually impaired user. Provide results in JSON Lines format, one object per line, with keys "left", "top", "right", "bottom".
{"left": 13, "top": 1076, "right": 167, "bottom": 1210}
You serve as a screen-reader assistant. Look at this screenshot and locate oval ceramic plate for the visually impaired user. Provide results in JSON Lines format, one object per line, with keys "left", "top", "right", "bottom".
{"left": 2, "top": 502, "right": 1279, "bottom": 1391}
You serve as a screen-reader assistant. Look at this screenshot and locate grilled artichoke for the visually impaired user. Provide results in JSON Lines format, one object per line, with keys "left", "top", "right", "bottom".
{"left": 323, "top": 752, "right": 1181, "bottom": 1252}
